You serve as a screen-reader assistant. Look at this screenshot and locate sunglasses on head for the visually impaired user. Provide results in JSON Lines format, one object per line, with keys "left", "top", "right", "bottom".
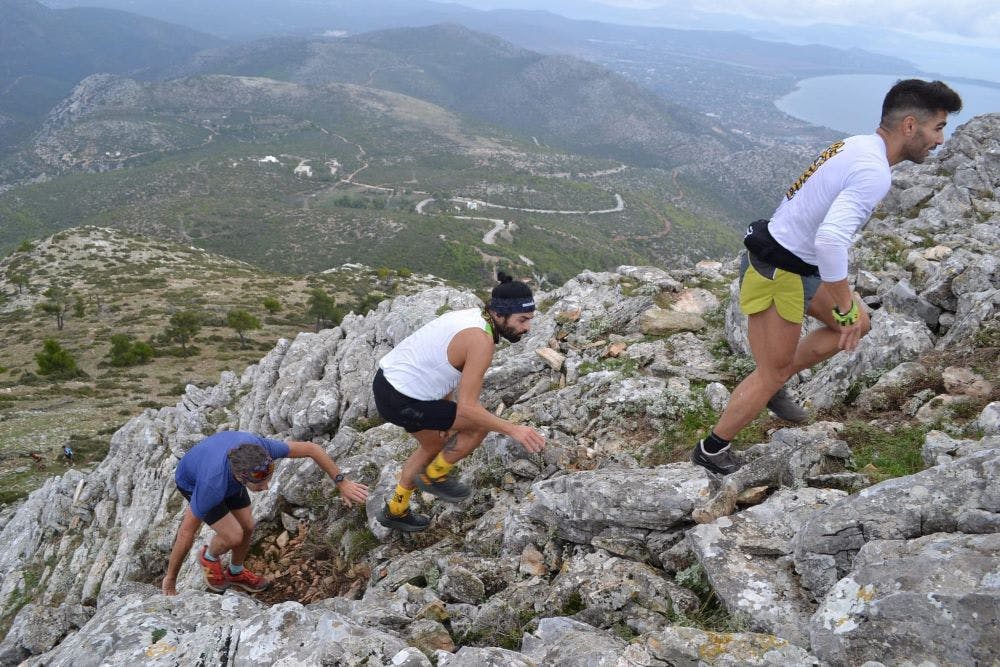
{"left": 239, "top": 460, "right": 274, "bottom": 483}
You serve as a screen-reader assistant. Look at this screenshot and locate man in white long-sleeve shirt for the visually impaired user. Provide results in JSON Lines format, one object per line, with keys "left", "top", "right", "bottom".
{"left": 691, "top": 79, "right": 962, "bottom": 477}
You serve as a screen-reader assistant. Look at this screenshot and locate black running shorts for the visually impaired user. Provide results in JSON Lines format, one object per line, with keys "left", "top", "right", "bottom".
{"left": 372, "top": 368, "right": 457, "bottom": 433}
{"left": 177, "top": 485, "right": 251, "bottom": 526}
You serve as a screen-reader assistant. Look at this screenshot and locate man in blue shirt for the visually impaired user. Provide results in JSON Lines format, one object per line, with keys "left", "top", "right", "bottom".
{"left": 161, "top": 431, "right": 368, "bottom": 595}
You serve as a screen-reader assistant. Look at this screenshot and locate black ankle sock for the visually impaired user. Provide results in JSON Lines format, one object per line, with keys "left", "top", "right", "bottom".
{"left": 702, "top": 431, "right": 730, "bottom": 454}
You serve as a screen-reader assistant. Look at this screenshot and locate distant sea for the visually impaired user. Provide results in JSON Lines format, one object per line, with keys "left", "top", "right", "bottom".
{"left": 776, "top": 74, "right": 1000, "bottom": 139}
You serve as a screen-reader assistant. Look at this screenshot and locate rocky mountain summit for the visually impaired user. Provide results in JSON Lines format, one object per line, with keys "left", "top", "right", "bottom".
{"left": 0, "top": 114, "right": 998, "bottom": 665}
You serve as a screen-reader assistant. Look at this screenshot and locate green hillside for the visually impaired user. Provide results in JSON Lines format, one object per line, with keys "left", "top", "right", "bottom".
{"left": 0, "top": 74, "right": 741, "bottom": 286}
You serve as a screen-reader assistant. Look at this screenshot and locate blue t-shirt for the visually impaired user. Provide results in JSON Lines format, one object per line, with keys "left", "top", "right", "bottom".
{"left": 175, "top": 431, "right": 290, "bottom": 520}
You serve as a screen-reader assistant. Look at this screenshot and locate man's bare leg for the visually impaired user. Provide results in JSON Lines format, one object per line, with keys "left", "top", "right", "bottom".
{"left": 693, "top": 290, "right": 872, "bottom": 522}
{"left": 399, "top": 429, "right": 448, "bottom": 489}
{"left": 714, "top": 305, "right": 803, "bottom": 440}
{"left": 439, "top": 427, "right": 489, "bottom": 464}
{"left": 415, "top": 424, "right": 489, "bottom": 503}
{"left": 228, "top": 505, "right": 256, "bottom": 567}
{"left": 221, "top": 505, "right": 270, "bottom": 591}
{"left": 207, "top": 512, "right": 245, "bottom": 562}
{"left": 787, "top": 285, "right": 872, "bottom": 375}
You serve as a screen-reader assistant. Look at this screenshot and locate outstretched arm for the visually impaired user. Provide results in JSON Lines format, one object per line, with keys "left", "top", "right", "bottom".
{"left": 451, "top": 330, "right": 545, "bottom": 452}
{"left": 162, "top": 506, "right": 202, "bottom": 595}
{"left": 286, "top": 441, "right": 369, "bottom": 506}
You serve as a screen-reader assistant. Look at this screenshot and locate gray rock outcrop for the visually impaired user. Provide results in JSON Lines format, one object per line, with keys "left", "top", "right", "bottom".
{"left": 792, "top": 449, "right": 1000, "bottom": 599}
{"left": 809, "top": 532, "right": 1000, "bottom": 666}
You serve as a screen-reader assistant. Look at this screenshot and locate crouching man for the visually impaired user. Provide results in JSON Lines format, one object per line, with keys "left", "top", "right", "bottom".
{"left": 161, "top": 431, "right": 369, "bottom": 595}
{"left": 373, "top": 272, "right": 546, "bottom": 531}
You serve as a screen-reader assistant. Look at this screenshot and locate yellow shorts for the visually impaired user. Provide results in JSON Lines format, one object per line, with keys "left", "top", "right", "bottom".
{"left": 738, "top": 252, "right": 821, "bottom": 324}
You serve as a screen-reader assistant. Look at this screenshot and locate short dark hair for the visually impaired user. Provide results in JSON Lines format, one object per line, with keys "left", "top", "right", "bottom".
{"left": 881, "top": 79, "right": 962, "bottom": 126}
{"left": 227, "top": 443, "right": 272, "bottom": 481}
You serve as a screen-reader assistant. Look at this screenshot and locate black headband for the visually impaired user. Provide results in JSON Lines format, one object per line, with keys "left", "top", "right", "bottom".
{"left": 489, "top": 297, "right": 536, "bottom": 314}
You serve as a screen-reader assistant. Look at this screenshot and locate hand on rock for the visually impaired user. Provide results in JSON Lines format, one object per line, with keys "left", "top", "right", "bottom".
{"left": 337, "top": 479, "right": 369, "bottom": 507}
{"left": 510, "top": 425, "right": 546, "bottom": 453}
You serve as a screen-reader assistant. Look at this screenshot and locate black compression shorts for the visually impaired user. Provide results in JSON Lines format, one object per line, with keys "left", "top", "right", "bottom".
{"left": 372, "top": 368, "right": 457, "bottom": 433}
{"left": 176, "top": 484, "right": 251, "bottom": 526}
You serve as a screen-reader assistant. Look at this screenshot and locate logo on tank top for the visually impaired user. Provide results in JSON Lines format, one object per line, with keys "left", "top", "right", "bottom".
{"left": 785, "top": 140, "right": 845, "bottom": 200}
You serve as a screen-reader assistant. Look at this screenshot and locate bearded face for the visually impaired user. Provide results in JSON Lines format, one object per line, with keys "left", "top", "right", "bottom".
{"left": 493, "top": 312, "right": 534, "bottom": 343}
{"left": 901, "top": 109, "right": 948, "bottom": 164}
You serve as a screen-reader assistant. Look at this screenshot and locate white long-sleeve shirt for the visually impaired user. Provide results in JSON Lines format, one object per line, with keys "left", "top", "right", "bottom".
{"left": 768, "top": 134, "right": 891, "bottom": 282}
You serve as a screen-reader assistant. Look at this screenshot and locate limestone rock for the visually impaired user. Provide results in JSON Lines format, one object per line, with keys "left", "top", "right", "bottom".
{"left": 519, "top": 617, "right": 626, "bottom": 665}
{"left": 617, "top": 265, "right": 682, "bottom": 292}
{"left": 545, "top": 549, "right": 698, "bottom": 632}
{"left": 668, "top": 287, "right": 721, "bottom": 315}
{"left": 624, "top": 625, "right": 820, "bottom": 666}
{"left": 0, "top": 603, "right": 93, "bottom": 665}
{"left": 922, "top": 430, "right": 1000, "bottom": 466}
{"left": 914, "top": 392, "right": 970, "bottom": 424}
{"left": 978, "top": 401, "right": 1000, "bottom": 434}
{"left": 852, "top": 361, "right": 927, "bottom": 413}
{"left": 437, "top": 646, "right": 535, "bottom": 666}
{"left": 792, "top": 448, "right": 1000, "bottom": 600}
{"left": 922, "top": 244, "right": 953, "bottom": 261}
{"left": 526, "top": 464, "right": 710, "bottom": 544}
{"left": 406, "top": 619, "right": 455, "bottom": 656}
{"left": 517, "top": 543, "right": 547, "bottom": 577}
{"left": 640, "top": 306, "right": 706, "bottom": 334}
{"left": 941, "top": 366, "right": 993, "bottom": 399}
{"left": 693, "top": 422, "right": 854, "bottom": 524}
{"left": 705, "top": 382, "right": 731, "bottom": 412}
{"left": 809, "top": 532, "right": 1000, "bottom": 666}
{"left": 881, "top": 279, "right": 941, "bottom": 327}
{"left": 687, "top": 487, "right": 848, "bottom": 646}
{"left": 535, "top": 347, "right": 565, "bottom": 371}
{"left": 437, "top": 564, "right": 486, "bottom": 605}
{"left": 24, "top": 592, "right": 410, "bottom": 666}
{"left": 801, "top": 310, "right": 934, "bottom": 411}
{"left": 390, "top": 647, "right": 434, "bottom": 667}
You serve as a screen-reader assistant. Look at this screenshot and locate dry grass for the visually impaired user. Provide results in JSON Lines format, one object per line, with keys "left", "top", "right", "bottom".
{"left": 0, "top": 226, "right": 446, "bottom": 505}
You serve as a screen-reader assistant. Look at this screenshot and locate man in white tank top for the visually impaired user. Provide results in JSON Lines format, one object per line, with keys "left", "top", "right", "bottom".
{"left": 690, "top": 79, "right": 963, "bottom": 489}
{"left": 373, "top": 272, "right": 546, "bottom": 531}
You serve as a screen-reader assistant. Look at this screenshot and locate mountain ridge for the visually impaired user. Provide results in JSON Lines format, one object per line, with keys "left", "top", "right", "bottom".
{"left": 173, "top": 23, "right": 744, "bottom": 170}
{"left": 0, "top": 0, "right": 221, "bottom": 149}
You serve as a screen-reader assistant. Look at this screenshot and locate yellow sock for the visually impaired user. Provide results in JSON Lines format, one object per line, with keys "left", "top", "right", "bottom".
{"left": 387, "top": 484, "right": 413, "bottom": 516}
{"left": 425, "top": 452, "right": 454, "bottom": 480}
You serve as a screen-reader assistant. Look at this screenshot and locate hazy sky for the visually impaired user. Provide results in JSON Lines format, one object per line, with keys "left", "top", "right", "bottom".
{"left": 597, "top": 0, "right": 1000, "bottom": 47}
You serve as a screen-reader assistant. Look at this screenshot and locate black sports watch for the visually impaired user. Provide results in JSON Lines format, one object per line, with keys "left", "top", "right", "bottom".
{"left": 333, "top": 473, "right": 346, "bottom": 484}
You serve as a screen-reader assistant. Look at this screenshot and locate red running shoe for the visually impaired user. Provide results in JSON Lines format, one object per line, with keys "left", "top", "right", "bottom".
{"left": 198, "top": 546, "right": 227, "bottom": 592}
{"left": 225, "top": 566, "right": 270, "bottom": 593}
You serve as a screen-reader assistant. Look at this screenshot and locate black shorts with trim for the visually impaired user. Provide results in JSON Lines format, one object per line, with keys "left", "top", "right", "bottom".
{"left": 372, "top": 368, "right": 457, "bottom": 433}
{"left": 177, "top": 484, "right": 251, "bottom": 526}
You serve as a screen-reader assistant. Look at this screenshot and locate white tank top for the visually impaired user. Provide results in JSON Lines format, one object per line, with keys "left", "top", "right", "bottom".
{"left": 768, "top": 134, "right": 891, "bottom": 282}
{"left": 379, "top": 308, "right": 489, "bottom": 400}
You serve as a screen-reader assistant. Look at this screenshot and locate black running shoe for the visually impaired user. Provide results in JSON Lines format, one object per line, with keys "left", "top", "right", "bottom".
{"left": 766, "top": 387, "right": 808, "bottom": 423}
{"left": 414, "top": 473, "right": 471, "bottom": 503}
{"left": 375, "top": 503, "right": 430, "bottom": 532}
{"left": 690, "top": 440, "right": 743, "bottom": 475}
